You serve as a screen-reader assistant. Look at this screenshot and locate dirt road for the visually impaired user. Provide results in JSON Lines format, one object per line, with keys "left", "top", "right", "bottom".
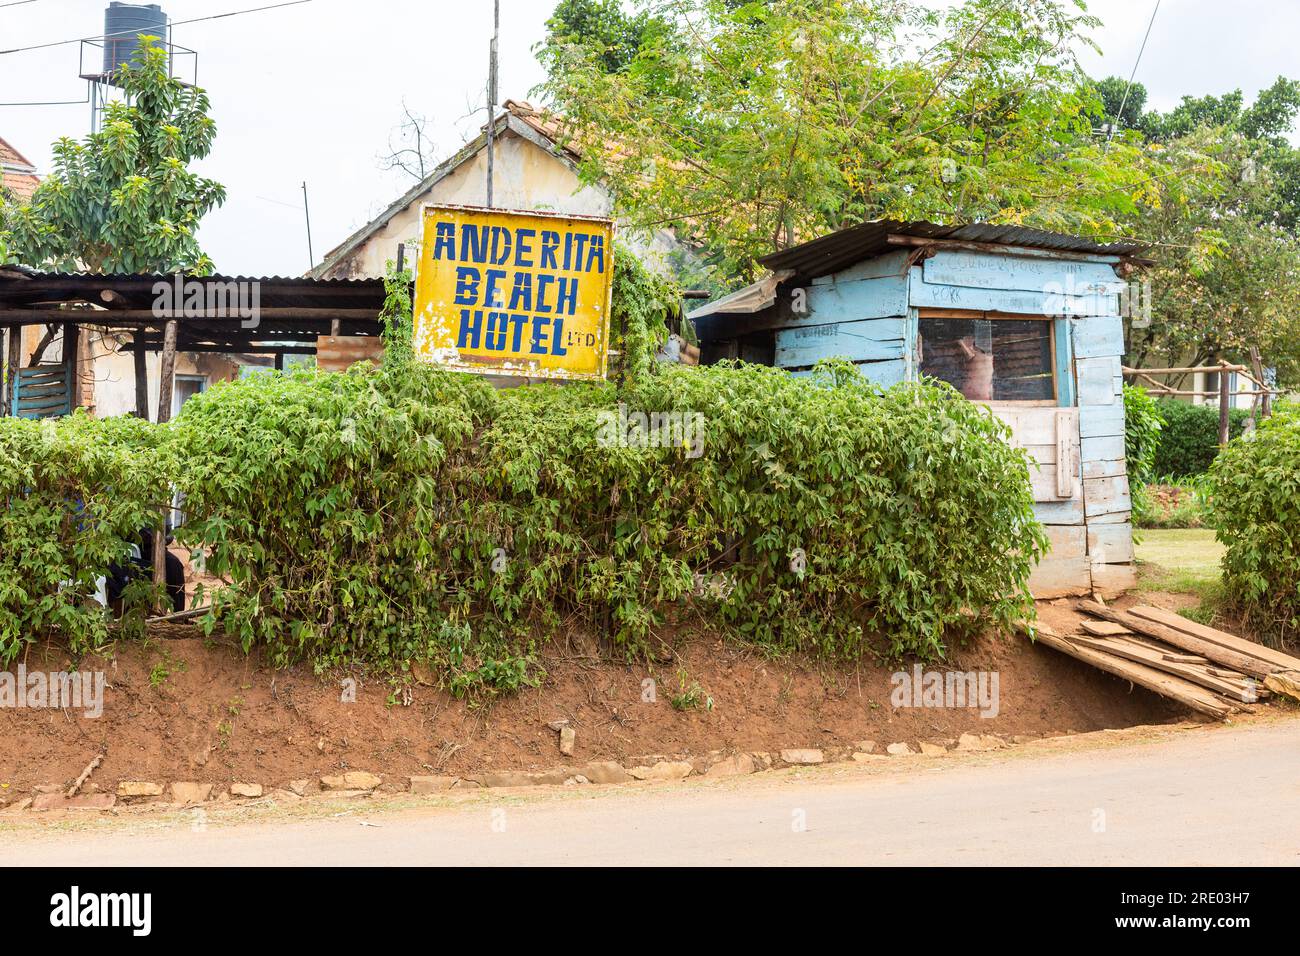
{"left": 3, "top": 719, "right": 1297, "bottom": 866}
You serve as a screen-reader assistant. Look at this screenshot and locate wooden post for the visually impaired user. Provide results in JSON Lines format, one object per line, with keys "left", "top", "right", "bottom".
{"left": 152, "top": 525, "right": 168, "bottom": 598}
{"left": 153, "top": 319, "right": 178, "bottom": 607}
{"left": 62, "top": 322, "right": 80, "bottom": 411}
{"left": 156, "top": 320, "right": 177, "bottom": 424}
{"left": 133, "top": 333, "right": 149, "bottom": 419}
{"left": 1218, "top": 361, "right": 1231, "bottom": 446}
{"left": 1249, "top": 346, "right": 1271, "bottom": 419}
{"left": 5, "top": 326, "right": 20, "bottom": 413}
{"left": 1, "top": 327, "right": 13, "bottom": 416}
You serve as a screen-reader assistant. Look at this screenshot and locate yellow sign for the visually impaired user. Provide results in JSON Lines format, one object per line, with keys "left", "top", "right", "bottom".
{"left": 412, "top": 204, "right": 615, "bottom": 380}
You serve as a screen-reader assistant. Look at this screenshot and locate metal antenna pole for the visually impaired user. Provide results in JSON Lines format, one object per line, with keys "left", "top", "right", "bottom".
{"left": 302, "top": 181, "right": 314, "bottom": 270}
{"left": 486, "top": 0, "right": 499, "bottom": 207}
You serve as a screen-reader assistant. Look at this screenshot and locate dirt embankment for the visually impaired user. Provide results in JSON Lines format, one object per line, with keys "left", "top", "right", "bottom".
{"left": 0, "top": 599, "right": 1192, "bottom": 796}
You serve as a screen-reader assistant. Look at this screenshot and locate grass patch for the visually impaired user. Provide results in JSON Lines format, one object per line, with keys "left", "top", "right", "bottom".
{"left": 1134, "top": 528, "right": 1225, "bottom": 621}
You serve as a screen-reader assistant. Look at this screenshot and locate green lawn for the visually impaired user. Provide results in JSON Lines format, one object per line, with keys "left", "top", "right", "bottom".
{"left": 1134, "top": 528, "right": 1225, "bottom": 606}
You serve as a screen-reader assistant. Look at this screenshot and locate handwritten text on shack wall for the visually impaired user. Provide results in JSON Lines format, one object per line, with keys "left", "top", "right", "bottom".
{"left": 413, "top": 205, "right": 615, "bottom": 380}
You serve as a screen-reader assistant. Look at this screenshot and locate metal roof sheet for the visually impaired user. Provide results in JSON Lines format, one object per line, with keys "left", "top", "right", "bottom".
{"left": 756, "top": 219, "right": 1145, "bottom": 283}
{"left": 0, "top": 271, "right": 388, "bottom": 343}
{"left": 0, "top": 269, "right": 385, "bottom": 309}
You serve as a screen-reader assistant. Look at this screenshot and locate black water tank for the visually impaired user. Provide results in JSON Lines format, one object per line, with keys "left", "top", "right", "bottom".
{"left": 102, "top": 2, "right": 167, "bottom": 77}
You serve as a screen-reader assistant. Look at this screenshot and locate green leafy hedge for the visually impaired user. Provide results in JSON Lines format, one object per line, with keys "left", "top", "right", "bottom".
{"left": 1152, "top": 399, "right": 1251, "bottom": 478}
{"left": 1209, "top": 407, "right": 1300, "bottom": 646}
{"left": 0, "top": 412, "right": 167, "bottom": 663}
{"left": 0, "top": 257, "right": 1047, "bottom": 679}
{"left": 1123, "top": 385, "right": 1165, "bottom": 487}
{"left": 165, "top": 359, "right": 1045, "bottom": 674}
{"left": 169, "top": 363, "right": 497, "bottom": 674}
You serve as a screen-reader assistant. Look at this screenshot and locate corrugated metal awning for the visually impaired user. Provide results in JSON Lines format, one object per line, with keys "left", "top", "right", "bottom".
{"left": 757, "top": 219, "right": 1145, "bottom": 284}
{"left": 689, "top": 219, "right": 1147, "bottom": 325}
{"left": 0, "top": 269, "right": 388, "bottom": 350}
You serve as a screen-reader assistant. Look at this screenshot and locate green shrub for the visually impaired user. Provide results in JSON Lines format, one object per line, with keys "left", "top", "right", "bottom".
{"left": 1152, "top": 399, "right": 1251, "bottom": 478}
{"left": 1123, "top": 385, "right": 1164, "bottom": 487}
{"left": 610, "top": 244, "right": 681, "bottom": 381}
{"left": 0, "top": 412, "right": 167, "bottom": 663}
{"left": 1124, "top": 385, "right": 1165, "bottom": 527}
{"left": 1209, "top": 406, "right": 1300, "bottom": 646}
{"left": 0, "top": 256, "right": 1047, "bottom": 679}
{"left": 169, "top": 357, "right": 1045, "bottom": 671}
{"left": 169, "top": 362, "right": 499, "bottom": 672}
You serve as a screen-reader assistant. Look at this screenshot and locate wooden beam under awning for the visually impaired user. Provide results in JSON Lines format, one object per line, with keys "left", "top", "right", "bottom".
{"left": 0, "top": 308, "right": 379, "bottom": 325}
{"left": 885, "top": 233, "right": 1154, "bottom": 266}
{"left": 120, "top": 341, "right": 321, "bottom": 355}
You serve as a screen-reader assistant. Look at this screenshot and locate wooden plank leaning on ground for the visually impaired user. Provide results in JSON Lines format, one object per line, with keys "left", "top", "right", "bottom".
{"left": 1075, "top": 601, "right": 1300, "bottom": 702}
{"left": 1080, "top": 620, "right": 1131, "bottom": 637}
{"left": 1128, "top": 606, "right": 1300, "bottom": 672}
{"left": 1066, "top": 634, "right": 1265, "bottom": 701}
{"left": 1075, "top": 602, "right": 1278, "bottom": 679}
{"left": 1031, "top": 627, "right": 1232, "bottom": 719}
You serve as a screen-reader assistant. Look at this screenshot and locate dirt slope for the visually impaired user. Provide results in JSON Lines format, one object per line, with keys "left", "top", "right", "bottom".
{"left": 0, "top": 597, "right": 1196, "bottom": 796}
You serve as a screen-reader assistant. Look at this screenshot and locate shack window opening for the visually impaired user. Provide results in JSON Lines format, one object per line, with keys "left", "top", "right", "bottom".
{"left": 918, "top": 315, "right": 1054, "bottom": 402}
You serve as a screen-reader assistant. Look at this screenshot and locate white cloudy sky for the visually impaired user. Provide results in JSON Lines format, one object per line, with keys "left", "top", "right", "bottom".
{"left": 2, "top": 0, "right": 1298, "bottom": 276}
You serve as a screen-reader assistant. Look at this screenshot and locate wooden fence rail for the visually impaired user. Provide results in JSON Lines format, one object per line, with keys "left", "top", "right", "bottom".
{"left": 1123, "top": 360, "right": 1282, "bottom": 445}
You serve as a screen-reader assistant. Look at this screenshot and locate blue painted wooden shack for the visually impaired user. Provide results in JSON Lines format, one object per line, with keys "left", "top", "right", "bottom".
{"left": 688, "top": 220, "right": 1147, "bottom": 599}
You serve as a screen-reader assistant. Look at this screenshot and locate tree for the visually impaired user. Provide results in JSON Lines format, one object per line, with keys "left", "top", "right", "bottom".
{"left": 1092, "top": 74, "right": 1300, "bottom": 230}
{"left": 1123, "top": 128, "right": 1300, "bottom": 385}
{"left": 1091, "top": 75, "right": 1147, "bottom": 133}
{"left": 542, "top": 0, "right": 668, "bottom": 74}
{"left": 539, "top": 0, "right": 1166, "bottom": 282}
{"left": 1086, "top": 76, "right": 1300, "bottom": 383}
{"left": 379, "top": 99, "right": 438, "bottom": 183}
{"left": 0, "top": 38, "right": 225, "bottom": 274}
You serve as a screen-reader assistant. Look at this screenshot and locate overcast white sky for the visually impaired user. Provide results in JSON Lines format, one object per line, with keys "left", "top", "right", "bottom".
{"left": 2, "top": 0, "right": 1298, "bottom": 276}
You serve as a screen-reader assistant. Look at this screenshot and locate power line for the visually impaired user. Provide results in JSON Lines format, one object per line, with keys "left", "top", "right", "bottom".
{"left": 0, "top": 1, "right": 41, "bottom": 9}
{"left": 0, "top": 0, "right": 313, "bottom": 56}
{"left": 1106, "top": 0, "right": 1162, "bottom": 146}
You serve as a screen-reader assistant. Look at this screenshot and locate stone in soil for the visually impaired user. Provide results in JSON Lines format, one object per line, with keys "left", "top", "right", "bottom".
{"left": 32, "top": 793, "right": 116, "bottom": 811}
{"left": 704, "top": 753, "right": 756, "bottom": 777}
{"left": 320, "top": 771, "right": 381, "bottom": 791}
{"left": 230, "top": 783, "right": 263, "bottom": 798}
{"left": 558, "top": 725, "right": 576, "bottom": 756}
{"left": 779, "top": 748, "right": 824, "bottom": 765}
{"left": 579, "top": 761, "right": 631, "bottom": 784}
{"left": 886, "top": 743, "right": 915, "bottom": 755}
{"left": 409, "top": 775, "right": 458, "bottom": 795}
{"left": 476, "top": 768, "right": 572, "bottom": 788}
{"left": 956, "top": 733, "right": 1008, "bottom": 752}
{"left": 117, "top": 781, "right": 164, "bottom": 798}
{"left": 627, "top": 761, "right": 693, "bottom": 781}
{"left": 170, "top": 782, "right": 213, "bottom": 805}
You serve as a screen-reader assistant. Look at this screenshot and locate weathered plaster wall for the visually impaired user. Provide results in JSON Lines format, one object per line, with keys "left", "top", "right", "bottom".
{"left": 320, "top": 131, "right": 693, "bottom": 281}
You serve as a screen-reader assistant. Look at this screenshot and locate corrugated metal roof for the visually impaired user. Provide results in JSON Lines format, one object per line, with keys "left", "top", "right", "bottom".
{"left": 0, "top": 271, "right": 387, "bottom": 342}
{"left": 0, "top": 270, "right": 385, "bottom": 309}
{"left": 757, "top": 219, "right": 1146, "bottom": 283}
{"left": 0, "top": 267, "right": 380, "bottom": 285}
{"left": 686, "top": 269, "right": 793, "bottom": 321}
